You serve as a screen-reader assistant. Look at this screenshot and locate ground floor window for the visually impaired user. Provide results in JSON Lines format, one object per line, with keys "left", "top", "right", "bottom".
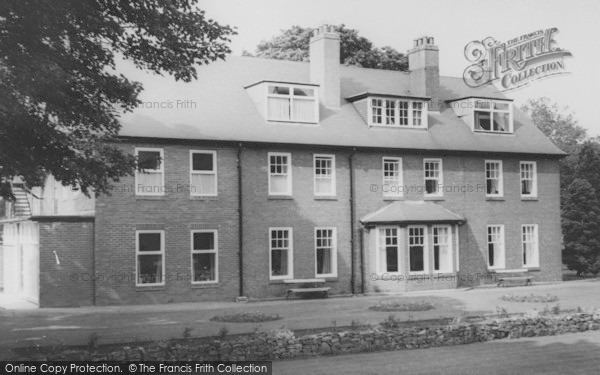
{"left": 136, "top": 230, "right": 165, "bottom": 286}
{"left": 315, "top": 227, "right": 337, "bottom": 277}
{"left": 522, "top": 224, "right": 539, "bottom": 267}
{"left": 270, "top": 228, "right": 293, "bottom": 279}
{"left": 408, "top": 226, "right": 427, "bottom": 273}
{"left": 487, "top": 225, "right": 505, "bottom": 269}
{"left": 377, "top": 227, "right": 399, "bottom": 273}
{"left": 432, "top": 225, "right": 453, "bottom": 273}
{"left": 191, "top": 230, "right": 218, "bottom": 283}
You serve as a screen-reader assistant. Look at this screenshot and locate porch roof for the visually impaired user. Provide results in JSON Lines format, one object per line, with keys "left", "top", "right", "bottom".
{"left": 360, "top": 201, "right": 464, "bottom": 226}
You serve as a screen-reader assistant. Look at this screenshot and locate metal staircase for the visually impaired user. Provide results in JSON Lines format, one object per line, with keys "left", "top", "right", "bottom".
{"left": 11, "top": 185, "right": 32, "bottom": 217}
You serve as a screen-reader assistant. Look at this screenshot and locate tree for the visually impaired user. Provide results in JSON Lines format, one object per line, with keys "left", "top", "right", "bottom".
{"left": 562, "top": 178, "right": 600, "bottom": 276}
{"left": 573, "top": 141, "right": 600, "bottom": 196}
{"left": 245, "top": 24, "right": 408, "bottom": 71}
{"left": 520, "top": 97, "right": 590, "bottom": 192}
{"left": 0, "top": 0, "right": 236, "bottom": 200}
{"left": 520, "top": 97, "right": 587, "bottom": 155}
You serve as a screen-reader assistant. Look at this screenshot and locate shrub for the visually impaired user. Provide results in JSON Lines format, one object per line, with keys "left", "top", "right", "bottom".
{"left": 500, "top": 293, "right": 559, "bottom": 303}
{"left": 210, "top": 311, "right": 282, "bottom": 323}
{"left": 218, "top": 326, "right": 229, "bottom": 339}
{"left": 369, "top": 300, "right": 434, "bottom": 312}
{"left": 380, "top": 315, "right": 402, "bottom": 329}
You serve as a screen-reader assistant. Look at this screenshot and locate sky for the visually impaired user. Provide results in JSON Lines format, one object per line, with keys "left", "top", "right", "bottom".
{"left": 197, "top": 0, "right": 600, "bottom": 135}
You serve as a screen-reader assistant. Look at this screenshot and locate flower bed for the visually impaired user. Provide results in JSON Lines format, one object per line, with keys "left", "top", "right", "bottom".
{"left": 209, "top": 311, "right": 282, "bottom": 323}
{"left": 21, "top": 311, "right": 600, "bottom": 362}
{"left": 369, "top": 300, "right": 435, "bottom": 312}
{"left": 500, "top": 293, "right": 559, "bottom": 303}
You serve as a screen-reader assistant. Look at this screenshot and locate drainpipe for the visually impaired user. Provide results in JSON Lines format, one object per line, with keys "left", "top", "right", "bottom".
{"left": 360, "top": 226, "right": 365, "bottom": 294}
{"left": 237, "top": 143, "right": 244, "bottom": 297}
{"left": 92, "top": 222, "right": 96, "bottom": 306}
{"left": 349, "top": 148, "right": 356, "bottom": 294}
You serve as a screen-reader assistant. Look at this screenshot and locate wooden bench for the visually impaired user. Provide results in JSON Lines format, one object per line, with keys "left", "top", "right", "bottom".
{"left": 496, "top": 269, "right": 534, "bottom": 287}
{"left": 283, "top": 278, "right": 330, "bottom": 300}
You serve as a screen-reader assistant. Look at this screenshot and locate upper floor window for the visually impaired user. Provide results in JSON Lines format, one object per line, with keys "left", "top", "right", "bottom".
{"left": 474, "top": 99, "right": 512, "bottom": 133}
{"left": 135, "top": 148, "right": 164, "bottom": 196}
{"left": 485, "top": 160, "right": 503, "bottom": 197}
{"left": 424, "top": 158, "right": 443, "bottom": 197}
{"left": 268, "top": 152, "right": 292, "bottom": 195}
{"left": 190, "top": 151, "right": 217, "bottom": 196}
{"left": 382, "top": 157, "right": 403, "bottom": 198}
{"left": 368, "top": 98, "right": 428, "bottom": 128}
{"left": 314, "top": 154, "right": 336, "bottom": 196}
{"left": 520, "top": 161, "right": 537, "bottom": 197}
{"left": 267, "top": 84, "right": 317, "bottom": 123}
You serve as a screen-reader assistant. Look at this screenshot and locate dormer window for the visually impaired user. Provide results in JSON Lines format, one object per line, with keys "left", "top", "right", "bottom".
{"left": 474, "top": 100, "right": 512, "bottom": 133}
{"left": 448, "top": 97, "right": 513, "bottom": 133}
{"left": 267, "top": 84, "right": 318, "bottom": 123}
{"left": 368, "top": 97, "right": 428, "bottom": 128}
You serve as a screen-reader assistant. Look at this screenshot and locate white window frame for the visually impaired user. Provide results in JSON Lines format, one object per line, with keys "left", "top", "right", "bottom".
{"left": 190, "top": 150, "right": 218, "bottom": 197}
{"left": 313, "top": 154, "right": 336, "bottom": 196}
{"left": 135, "top": 147, "right": 165, "bottom": 196}
{"left": 269, "top": 227, "right": 293, "bottom": 280}
{"left": 485, "top": 160, "right": 504, "bottom": 197}
{"left": 522, "top": 224, "right": 539, "bottom": 268}
{"left": 382, "top": 157, "right": 403, "bottom": 198}
{"left": 424, "top": 158, "right": 443, "bottom": 197}
{"left": 432, "top": 225, "right": 453, "bottom": 274}
{"left": 376, "top": 226, "right": 401, "bottom": 274}
{"left": 190, "top": 229, "right": 219, "bottom": 284}
{"left": 472, "top": 99, "right": 513, "bottom": 133}
{"left": 266, "top": 83, "right": 319, "bottom": 124}
{"left": 368, "top": 97, "right": 428, "bottom": 128}
{"left": 487, "top": 225, "right": 506, "bottom": 270}
{"left": 520, "top": 161, "right": 538, "bottom": 198}
{"left": 135, "top": 230, "right": 165, "bottom": 287}
{"left": 408, "top": 225, "right": 429, "bottom": 275}
{"left": 314, "top": 227, "right": 337, "bottom": 278}
{"left": 268, "top": 152, "right": 292, "bottom": 196}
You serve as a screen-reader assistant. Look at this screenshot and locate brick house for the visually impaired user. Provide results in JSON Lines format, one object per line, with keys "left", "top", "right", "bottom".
{"left": 0, "top": 27, "right": 564, "bottom": 307}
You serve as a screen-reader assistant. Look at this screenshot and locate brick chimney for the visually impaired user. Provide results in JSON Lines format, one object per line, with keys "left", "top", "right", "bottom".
{"left": 408, "top": 36, "right": 440, "bottom": 111}
{"left": 309, "top": 25, "right": 341, "bottom": 108}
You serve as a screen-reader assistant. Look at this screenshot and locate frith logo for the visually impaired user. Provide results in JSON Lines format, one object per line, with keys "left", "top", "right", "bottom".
{"left": 463, "top": 28, "right": 572, "bottom": 91}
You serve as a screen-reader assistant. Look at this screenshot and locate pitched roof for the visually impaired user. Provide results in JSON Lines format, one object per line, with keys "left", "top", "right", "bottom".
{"left": 360, "top": 201, "right": 465, "bottom": 225}
{"left": 118, "top": 56, "right": 565, "bottom": 156}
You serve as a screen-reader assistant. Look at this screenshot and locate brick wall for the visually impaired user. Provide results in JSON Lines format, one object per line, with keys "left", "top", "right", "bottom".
{"left": 94, "top": 141, "right": 240, "bottom": 305}
{"left": 38, "top": 220, "right": 95, "bottom": 307}
{"left": 241, "top": 146, "right": 353, "bottom": 299}
{"left": 89, "top": 140, "right": 562, "bottom": 305}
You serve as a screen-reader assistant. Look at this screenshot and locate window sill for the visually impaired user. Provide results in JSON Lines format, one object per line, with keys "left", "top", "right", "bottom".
{"left": 473, "top": 130, "right": 514, "bottom": 135}
{"left": 135, "top": 196, "right": 166, "bottom": 200}
{"left": 423, "top": 196, "right": 444, "bottom": 201}
{"left": 189, "top": 196, "right": 219, "bottom": 201}
{"left": 316, "top": 276, "right": 338, "bottom": 281}
{"left": 135, "top": 285, "right": 166, "bottom": 291}
{"left": 522, "top": 267, "right": 541, "bottom": 272}
{"left": 268, "top": 195, "right": 294, "bottom": 200}
{"left": 485, "top": 196, "right": 505, "bottom": 201}
{"left": 314, "top": 196, "right": 337, "bottom": 201}
{"left": 521, "top": 197, "right": 539, "bottom": 201}
{"left": 191, "top": 283, "right": 220, "bottom": 289}
{"left": 383, "top": 196, "right": 405, "bottom": 201}
{"left": 269, "top": 279, "right": 292, "bottom": 284}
